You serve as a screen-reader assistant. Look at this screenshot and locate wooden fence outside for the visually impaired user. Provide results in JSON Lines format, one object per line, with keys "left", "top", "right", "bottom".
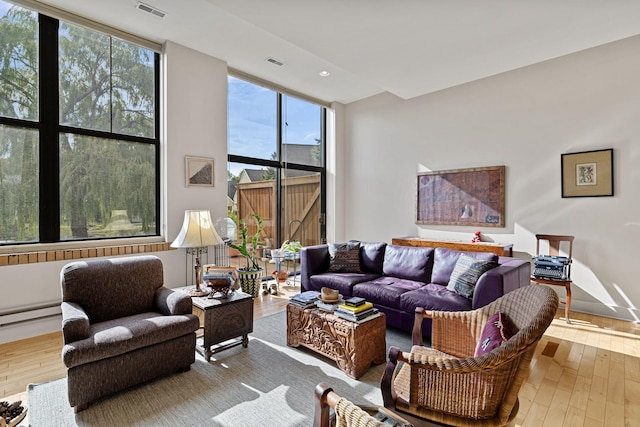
{"left": 235, "top": 174, "right": 321, "bottom": 247}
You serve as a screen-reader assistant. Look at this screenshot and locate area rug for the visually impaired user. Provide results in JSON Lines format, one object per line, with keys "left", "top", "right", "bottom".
{"left": 28, "top": 311, "right": 414, "bottom": 426}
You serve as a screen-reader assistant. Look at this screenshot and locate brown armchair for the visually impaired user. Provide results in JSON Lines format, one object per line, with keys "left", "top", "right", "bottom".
{"left": 61, "top": 255, "right": 200, "bottom": 412}
{"left": 381, "top": 285, "right": 559, "bottom": 427}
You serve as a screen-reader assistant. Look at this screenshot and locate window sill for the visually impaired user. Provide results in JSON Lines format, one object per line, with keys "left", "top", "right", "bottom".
{"left": 0, "top": 239, "right": 174, "bottom": 267}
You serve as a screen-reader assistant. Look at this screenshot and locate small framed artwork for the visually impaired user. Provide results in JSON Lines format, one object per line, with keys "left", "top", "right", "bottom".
{"left": 561, "top": 149, "right": 613, "bottom": 197}
{"left": 185, "top": 156, "right": 214, "bottom": 187}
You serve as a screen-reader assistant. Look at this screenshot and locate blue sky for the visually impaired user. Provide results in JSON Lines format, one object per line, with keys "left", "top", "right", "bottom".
{"left": 227, "top": 76, "right": 321, "bottom": 177}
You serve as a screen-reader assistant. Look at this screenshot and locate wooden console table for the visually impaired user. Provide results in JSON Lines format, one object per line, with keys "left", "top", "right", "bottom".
{"left": 392, "top": 236, "right": 513, "bottom": 257}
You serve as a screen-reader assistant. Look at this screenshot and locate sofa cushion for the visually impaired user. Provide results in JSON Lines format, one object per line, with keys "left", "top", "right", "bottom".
{"left": 382, "top": 245, "right": 434, "bottom": 283}
{"left": 399, "top": 284, "right": 472, "bottom": 313}
{"left": 475, "top": 312, "right": 511, "bottom": 356}
{"left": 431, "top": 248, "right": 498, "bottom": 286}
{"left": 328, "top": 242, "right": 363, "bottom": 273}
{"left": 356, "top": 241, "right": 387, "bottom": 275}
{"left": 447, "top": 254, "right": 497, "bottom": 299}
{"left": 62, "top": 311, "right": 199, "bottom": 369}
{"left": 309, "top": 272, "right": 379, "bottom": 297}
{"left": 353, "top": 277, "right": 424, "bottom": 307}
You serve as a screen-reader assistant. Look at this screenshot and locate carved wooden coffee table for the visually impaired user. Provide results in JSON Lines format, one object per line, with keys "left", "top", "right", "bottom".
{"left": 286, "top": 303, "right": 386, "bottom": 379}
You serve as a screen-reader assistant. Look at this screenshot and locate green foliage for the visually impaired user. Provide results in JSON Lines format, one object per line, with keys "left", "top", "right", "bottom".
{"left": 281, "top": 240, "right": 302, "bottom": 253}
{"left": 58, "top": 22, "right": 155, "bottom": 137}
{"left": 0, "top": 6, "right": 38, "bottom": 241}
{"left": 0, "top": 5, "right": 157, "bottom": 242}
{"left": 227, "top": 213, "right": 264, "bottom": 271}
{"left": 0, "top": 7, "right": 37, "bottom": 120}
{"left": 260, "top": 151, "right": 277, "bottom": 181}
{"left": 227, "top": 170, "right": 239, "bottom": 183}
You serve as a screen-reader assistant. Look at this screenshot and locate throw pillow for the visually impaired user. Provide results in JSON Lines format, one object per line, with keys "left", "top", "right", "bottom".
{"left": 446, "top": 253, "right": 496, "bottom": 299}
{"left": 475, "top": 312, "right": 512, "bottom": 356}
{"left": 328, "top": 242, "right": 362, "bottom": 273}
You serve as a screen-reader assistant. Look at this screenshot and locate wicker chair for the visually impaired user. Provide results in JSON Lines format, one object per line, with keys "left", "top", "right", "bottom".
{"left": 314, "top": 382, "right": 413, "bottom": 427}
{"left": 381, "top": 285, "right": 559, "bottom": 427}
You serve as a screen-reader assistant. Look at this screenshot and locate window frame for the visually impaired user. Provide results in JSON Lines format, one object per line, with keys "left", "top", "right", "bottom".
{"left": 227, "top": 74, "right": 327, "bottom": 246}
{"left": 0, "top": 5, "right": 161, "bottom": 246}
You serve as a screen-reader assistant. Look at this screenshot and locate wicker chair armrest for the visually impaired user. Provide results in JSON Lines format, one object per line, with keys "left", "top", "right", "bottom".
{"left": 314, "top": 382, "right": 333, "bottom": 427}
{"left": 154, "top": 286, "right": 192, "bottom": 315}
{"left": 411, "top": 307, "right": 433, "bottom": 345}
{"left": 61, "top": 301, "right": 90, "bottom": 344}
{"left": 316, "top": 382, "right": 412, "bottom": 427}
{"left": 381, "top": 347, "right": 403, "bottom": 408}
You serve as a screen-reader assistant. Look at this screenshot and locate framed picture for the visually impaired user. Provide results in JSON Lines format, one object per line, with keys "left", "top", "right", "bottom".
{"left": 561, "top": 149, "right": 613, "bottom": 197}
{"left": 416, "top": 166, "right": 505, "bottom": 227}
{"left": 185, "top": 156, "right": 214, "bottom": 187}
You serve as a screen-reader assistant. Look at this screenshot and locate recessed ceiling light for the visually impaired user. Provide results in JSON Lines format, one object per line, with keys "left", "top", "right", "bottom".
{"left": 319, "top": 70, "right": 330, "bottom": 77}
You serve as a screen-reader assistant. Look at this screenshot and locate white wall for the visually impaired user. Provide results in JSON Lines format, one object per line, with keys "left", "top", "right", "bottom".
{"left": 0, "top": 41, "right": 229, "bottom": 343}
{"left": 163, "top": 41, "right": 228, "bottom": 283}
{"left": 341, "top": 35, "right": 640, "bottom": 322}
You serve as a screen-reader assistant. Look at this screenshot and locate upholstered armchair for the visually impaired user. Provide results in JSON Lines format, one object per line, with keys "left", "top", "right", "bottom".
{"left": 381, "top": 285, "right": 559, "bottom": 427}
{"left": 60, "top": 255, "right": 200, "bottom": 412}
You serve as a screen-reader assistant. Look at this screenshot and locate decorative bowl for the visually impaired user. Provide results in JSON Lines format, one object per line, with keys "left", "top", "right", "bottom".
{"left": 205, "top": 277, "right": 233, "bottom": 298}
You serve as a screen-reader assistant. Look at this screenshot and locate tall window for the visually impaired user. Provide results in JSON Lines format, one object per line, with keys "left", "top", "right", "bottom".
{"left": 0, "top": 1, "right": 159, "bottom": 245}
{"left": 227, "top": 75, "right": 326, "bottom": 249}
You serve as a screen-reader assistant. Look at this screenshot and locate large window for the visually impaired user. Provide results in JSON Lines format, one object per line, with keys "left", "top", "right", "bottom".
{"left": 227, "top": 75, "right": 326, "bottom": 250}
{"left": 0, "top": 1, "right": 159, "bottom": 244}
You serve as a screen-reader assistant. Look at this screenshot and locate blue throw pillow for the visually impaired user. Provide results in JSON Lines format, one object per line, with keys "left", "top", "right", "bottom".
{"left": 446, "top": 254, "right": 496, "bottom": 299}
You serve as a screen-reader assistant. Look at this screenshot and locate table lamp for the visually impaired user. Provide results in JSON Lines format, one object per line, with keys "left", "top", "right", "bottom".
{"left": 171, "top": 210, "right": 224, "bottom": 296}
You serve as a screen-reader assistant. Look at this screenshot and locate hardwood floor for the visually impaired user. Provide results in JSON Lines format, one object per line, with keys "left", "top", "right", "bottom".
{"left": 2, "top": 284, "right": 639, "bottom": 427}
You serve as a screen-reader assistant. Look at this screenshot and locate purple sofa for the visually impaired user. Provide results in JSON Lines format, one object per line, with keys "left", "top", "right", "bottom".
{"left": 300, "top": 242, "right": 531, "bottom": 335}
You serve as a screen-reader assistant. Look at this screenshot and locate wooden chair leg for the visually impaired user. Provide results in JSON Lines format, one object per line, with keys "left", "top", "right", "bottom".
{"left": 565, "top": 283, "right": 571, "bottom": 324}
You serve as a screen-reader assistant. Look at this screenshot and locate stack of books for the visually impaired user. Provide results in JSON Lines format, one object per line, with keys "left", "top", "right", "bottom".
{"left": 334, "top": 297, "right": 380, "bottom": 323}
{"left": 289, "top": 290, "right": 320, "bottom": 308}
{"left": 315, "top": 298, "right": 343, "bottom": 312}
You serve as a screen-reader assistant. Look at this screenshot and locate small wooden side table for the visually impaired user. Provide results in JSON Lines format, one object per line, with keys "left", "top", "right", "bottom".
{"left": 178, "top": 287, "right": 254, "bottom": 361}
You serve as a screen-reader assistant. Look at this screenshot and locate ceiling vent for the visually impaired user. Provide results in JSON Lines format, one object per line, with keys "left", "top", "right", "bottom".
{"left": 136, "top": 2, "right": 166, "bottom": 18}
{"left": 266, "top": 57, "right": 285, "bottom": 67}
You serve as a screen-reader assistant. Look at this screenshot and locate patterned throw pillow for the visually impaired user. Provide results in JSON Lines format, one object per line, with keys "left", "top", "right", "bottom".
{"left": 328, "top": 242, "right": 362, "bottom": 273}
{"left": 446, "top": 254, "right": 496, "bottom": 298}
{"left": 474, "top": 312, "right": 512, "bottom": 356}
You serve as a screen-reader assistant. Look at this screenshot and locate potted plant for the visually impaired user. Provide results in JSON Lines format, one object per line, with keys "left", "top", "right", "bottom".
{"left": 227, "top": 214, "right": 265, "bottom": 296}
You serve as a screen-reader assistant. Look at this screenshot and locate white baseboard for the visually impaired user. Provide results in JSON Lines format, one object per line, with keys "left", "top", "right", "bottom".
{"left": 567, "top": 300, "right": 640, "bottom": 323}
{"left": 0, "top": 315, "right": 62, "bottom": 344}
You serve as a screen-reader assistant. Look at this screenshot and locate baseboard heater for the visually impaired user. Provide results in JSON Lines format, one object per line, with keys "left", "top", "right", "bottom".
{"left": 0, "top": 301, "right": 61, "bottom": 327}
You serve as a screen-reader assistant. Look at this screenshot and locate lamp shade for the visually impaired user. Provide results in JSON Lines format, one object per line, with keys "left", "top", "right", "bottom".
{"left": 171, "top": 210, "right": 224, "bottom": 249}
